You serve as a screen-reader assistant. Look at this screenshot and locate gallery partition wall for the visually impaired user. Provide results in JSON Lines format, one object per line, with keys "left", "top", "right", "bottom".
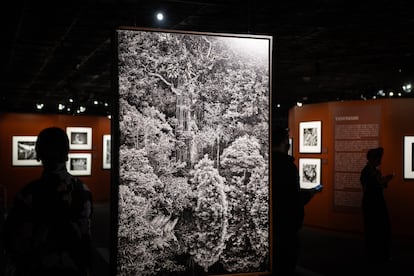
{"left": 288, "top": 98, "right": 414, "bottom": 238}
{"left": 112, "top": 27, "right": 273, "bottom": 276}
{"left": 0, "top": 112, "right": 111, "bottom": 204}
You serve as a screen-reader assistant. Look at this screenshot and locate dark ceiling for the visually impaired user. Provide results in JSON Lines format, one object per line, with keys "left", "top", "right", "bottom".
{"left": 2, "top": 0, "right": 414, "bottom": 117}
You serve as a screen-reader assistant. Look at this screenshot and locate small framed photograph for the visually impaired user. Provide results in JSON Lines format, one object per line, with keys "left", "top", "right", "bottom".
{"left": 404, "top": 136, "right": 414, "bottom": 179}
{"left": 299, "top": 158, "right": 321, "bottom": 189}
{"left": 66, "top": 153, "right": 92, "bottom": 176}
{"left": 12, "top": 136, "right": 41, "bottom": 166}
{"left": 299, "top": 121, "right": 322, "bottom": 153}
{"left": 103, "top": 134, "right": 111, "bottom": 169}
{"left": 66, "top": 127, "right": 92, "bottom": 150}
{"left": 288, "top": 137, "right": 293, "bottom": 156}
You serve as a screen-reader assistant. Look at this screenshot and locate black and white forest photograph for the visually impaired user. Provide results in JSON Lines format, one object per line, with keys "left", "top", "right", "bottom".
{"left": 115, "top": 28, "right": 271, "bottom": 275}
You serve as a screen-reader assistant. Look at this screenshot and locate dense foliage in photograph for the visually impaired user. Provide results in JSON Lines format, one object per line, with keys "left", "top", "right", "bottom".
{"left": 117, "top": 29, "right": 270, "bottom": 275}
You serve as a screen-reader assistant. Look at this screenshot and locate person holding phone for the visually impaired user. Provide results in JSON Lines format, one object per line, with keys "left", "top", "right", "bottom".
{"left": 271, "top": 125, "right": 318, "bottom": 275}
{"left": 360, "top": 147, "right": 394, "bottom": 263}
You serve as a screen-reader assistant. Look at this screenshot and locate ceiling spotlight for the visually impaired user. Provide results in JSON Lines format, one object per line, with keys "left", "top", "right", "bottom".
{"left": 69, "top": 98, "right": 74, "bottom": 103}
{"left": 156, "top": 12, "right": 164, "bottom": 21}
{"left": 402, "top": 83, "right": 412, "bottom": 93}
{"left": 77, "top": 106, "right": 86, "bottom": 113}
{"left": 58, "top": 103, "right": 65, "bottom": 110}
{"left": 389, "top": 91, "right": 394, "bottom": 97}
{"left": 36, "top": 103, "right": 44, "bottom": 110}
{"left": 93, "top": 100, "right": 99, "bottom": 105}
{"left": 377, "top": 89, "right": 385, "bottom": 97}
{"left": 296, "top": 102, "right": 303, "bottom": 107}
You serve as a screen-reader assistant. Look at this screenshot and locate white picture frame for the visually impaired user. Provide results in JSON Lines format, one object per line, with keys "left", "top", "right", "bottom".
{"left": 66, "top": 127, "right": 92, "bottom": 150}
{"left": 299, "top": 121, "right": 322, "bottom": 153}
{"left": 66, "top": 153, "right": 92, "bottom": 176}
{"left": 288, "top": 137, "right": 293, "bottom": 156}
{"left": 103, "top": 134, "right": 111, "bottom": 169}
{"left": 299, "top": 158, "right": 321, "bottom": 189}
{"left": 12, "top": 136, "right": 42, "bottom": 166}
{"left": 404, "top": 136, "right": 414, "bottom": 179}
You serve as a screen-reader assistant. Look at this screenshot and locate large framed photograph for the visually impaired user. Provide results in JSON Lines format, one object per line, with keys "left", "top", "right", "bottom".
{"left": 114, "top": 27, "right": 272, "bottom": 275}
{"left": 12, "top": 136, "right": 41, "bottom": 166}
{"left": 66, "top": 153, "right": 91, "bottom": 176}
{"left": 103, "top": 134, "right": 111, "bottom": 169}
{"left": 299, "top": 121, "right": 322, "bottom": 153}
{"left": 66, "top": 127, "right": 92, "bottom": 150}
{"left": 299, "top": 158, "right": 321, "bottom": 189}
{"left": 404, "top": 136, "right": 414, "bottom": 179}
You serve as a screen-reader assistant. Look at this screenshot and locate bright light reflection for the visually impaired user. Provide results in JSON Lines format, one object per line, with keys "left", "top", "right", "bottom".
{"left": 222, "top": 37, "right": 269, "bottom": 61}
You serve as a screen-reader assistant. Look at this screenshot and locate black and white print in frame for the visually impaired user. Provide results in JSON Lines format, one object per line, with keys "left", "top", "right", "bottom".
{"left": 12, "top": 135, "right": 41, "bottom": 166}
{"left": 404, "top": 136, "right": 414, "bottom": 179}
{"left": 66, "top": 127, "right": 92, "bottom": 150}
{"left": 299, "top": 121, "right": 322, "bottom": 153}
{"left": 66, "top": 153, "right": 91, "bottom": 176}
{"left": 299, "top": 158, "right": 321, "bottom": 189}
{"left": 115, "top": 27, "right": 272, "bottom": 275}
{"left": 103, "top": 134, "right": 111, "bottom": 169}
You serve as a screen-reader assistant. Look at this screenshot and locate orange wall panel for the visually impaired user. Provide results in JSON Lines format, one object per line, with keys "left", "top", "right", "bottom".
{"left": 0, "top": 112, "right": 111, "bottom": 205}
{"left": 289, "top": 99, "right": 414, "bottom": 238}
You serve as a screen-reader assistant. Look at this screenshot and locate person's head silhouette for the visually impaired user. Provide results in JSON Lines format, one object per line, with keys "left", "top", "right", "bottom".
{"left": 272, "top": 125, "right": 290, "bottom": 153}
{"left": 35, "top": 127, "right": 69, "bottom": 168}
{"left": 366, "top": 147, "right": 384, "bottom": 167}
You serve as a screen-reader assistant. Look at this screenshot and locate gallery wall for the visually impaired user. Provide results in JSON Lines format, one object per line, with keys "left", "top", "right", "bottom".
{"left": 0, "top": 112, "right": 111, "bottom": 205}
{"left": 288, "top": 98, "right": 414, "bottom": 238}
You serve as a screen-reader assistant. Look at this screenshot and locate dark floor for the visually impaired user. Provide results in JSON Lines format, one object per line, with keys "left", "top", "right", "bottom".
{"left": 91, "top": 203, "right": 111, "bottom": 276}
{"left": 91, "top": 203, "right": 414, "bottom": 276}
{"left": 297, "top": 226, "right": 414, "bottom": 276}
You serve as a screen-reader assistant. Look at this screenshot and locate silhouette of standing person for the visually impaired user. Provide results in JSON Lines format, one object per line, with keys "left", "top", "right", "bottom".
{"left": 272, "top": 126, "right": 318, "bottom": 275}
{"left": 3, "top": 127, "right": 93, "bottom": 276}
{"left": 360, "top": 147, "right": 394, "bottom": 263}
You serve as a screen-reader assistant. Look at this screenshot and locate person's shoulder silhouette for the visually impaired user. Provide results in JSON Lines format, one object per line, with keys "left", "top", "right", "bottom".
{"left": 3, "top": 127, "right": 93, "bottom": 276}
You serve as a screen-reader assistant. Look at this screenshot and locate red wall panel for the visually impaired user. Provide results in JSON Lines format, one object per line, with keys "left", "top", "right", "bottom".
{"left": 288, "top": 99, "right": 414, "bottom": 238}
{"left": 0, "top": 113, "right": 111, "bottom": 205}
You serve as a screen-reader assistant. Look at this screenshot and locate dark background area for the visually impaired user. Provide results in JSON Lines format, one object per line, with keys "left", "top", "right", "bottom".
{"left": 1, "top": 0, "right": 414, "bottom": 122}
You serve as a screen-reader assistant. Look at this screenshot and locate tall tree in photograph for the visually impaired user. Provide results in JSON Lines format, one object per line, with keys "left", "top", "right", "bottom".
{"left": 219, "top": 135, "right": 268, "bottom": 272}
{"left": 183, "top": 155, "right": 228, "bottom": 271}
